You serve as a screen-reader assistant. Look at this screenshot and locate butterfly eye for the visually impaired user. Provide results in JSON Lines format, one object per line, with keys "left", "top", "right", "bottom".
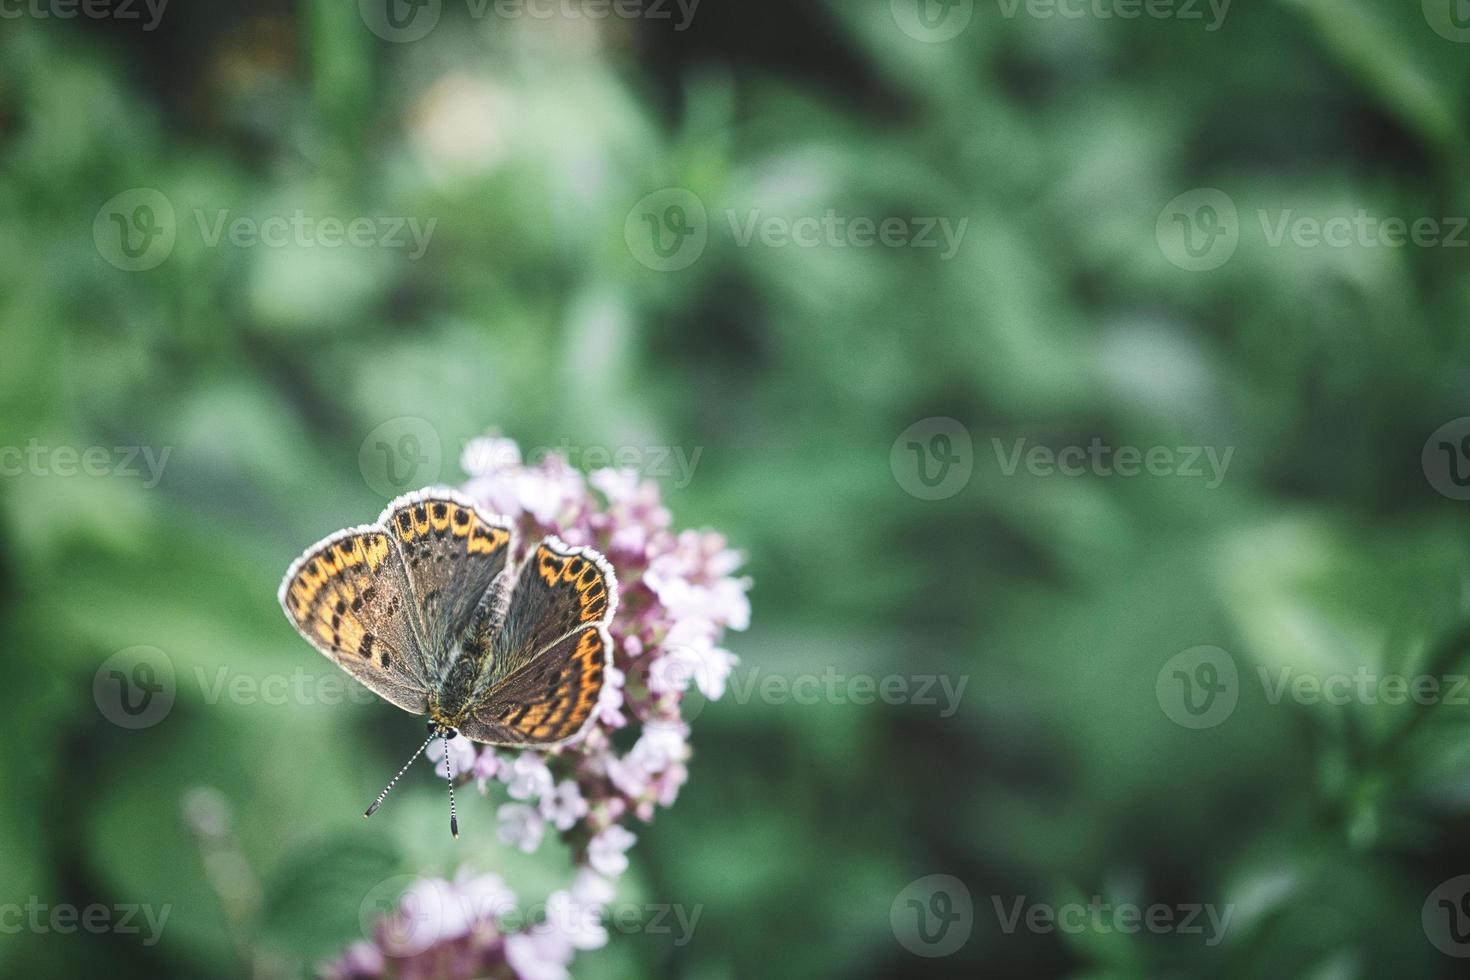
{"left": 425, "top": 720, "right": 438, "bottom": 733}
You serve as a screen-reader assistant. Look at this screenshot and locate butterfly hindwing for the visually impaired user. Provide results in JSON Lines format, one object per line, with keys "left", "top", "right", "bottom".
{"left": 379, "top": 489, "right": 514, "bottom": 671}
{"left": 454, "top": 536, "right": 617, "bottom": 746}
{"left": 488, "top": 535, "right": 618, "bottom": 684}
{"left": 459, "top": 625, "right": 609, "bottom": 745}
{"left": 278, "top": 525, "right": 432, "bottom": 714}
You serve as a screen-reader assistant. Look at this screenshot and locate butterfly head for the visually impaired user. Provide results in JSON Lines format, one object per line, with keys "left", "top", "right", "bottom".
{"left": 427, "top": 720, "right": 459, "bottom": 740}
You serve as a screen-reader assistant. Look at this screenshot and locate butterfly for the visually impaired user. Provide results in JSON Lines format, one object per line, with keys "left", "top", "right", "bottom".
{"left": 277, "top": 488, "right": 617, "bottom": 837}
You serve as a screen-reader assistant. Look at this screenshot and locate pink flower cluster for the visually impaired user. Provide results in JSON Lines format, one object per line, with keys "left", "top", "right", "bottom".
{"left": 331, "top": 868, "right": 613, "bottom": 980}
{"left": 325, "top": 436, "right": 750, "bottom": 979}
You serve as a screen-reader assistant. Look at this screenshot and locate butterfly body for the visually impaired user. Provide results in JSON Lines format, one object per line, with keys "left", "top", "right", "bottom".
{"left": 424, "top": 583, "right": 510, "bottom": 730}
{"left": 427, "top": 632, "right": 490, "bottom": 730}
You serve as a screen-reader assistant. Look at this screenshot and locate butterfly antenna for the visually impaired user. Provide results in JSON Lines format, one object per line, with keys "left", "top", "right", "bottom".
{"left": 364, "top": 730, "right": 436, "bottom": 820}
{"left": 444, "top": 731, "right": 460, "bottom": 839}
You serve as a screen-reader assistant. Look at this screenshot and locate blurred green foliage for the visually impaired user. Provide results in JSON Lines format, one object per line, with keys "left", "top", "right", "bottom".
{"left": 5, "top": 1, "right": 1470, "bottom": 977}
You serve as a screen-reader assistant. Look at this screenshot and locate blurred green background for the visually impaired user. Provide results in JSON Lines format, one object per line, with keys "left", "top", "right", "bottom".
{"left": 6, "top": 0, "right": 1470, "bottom": 976}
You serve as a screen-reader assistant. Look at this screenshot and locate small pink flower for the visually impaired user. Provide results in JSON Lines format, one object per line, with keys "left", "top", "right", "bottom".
{"left": 452, "top": 868, "right": 516, "bottom": 924}
{"left": 539, "top": 779, "right": 588, "bottom": 832}
{"left": 460, "top": 436, "right": 522, "bottom": 475}
{"left": 325, "top": 941, "right": 383, "bottom": 978}
{"left": 649, "top": 623, "right": 736, "bottom": 701}
{"left": 654, "top": 762, "right": 688, "bottom": 808}
{"left": 597, "top": 665, "right": 628, "bottom": 728}
{"left": 505, "top": 930, "right": 573, "bottom": 980}
{"left": 502, "top": 752, "right": 553, "bottom": 802}
{"left": 472, "top": 749, "right": 501, "bottom": 789}
{"left": 544, "top": 889, "right": 607, "bottom": 950}
{"left": 496, "top": 803, "right": 545, "bottom": 854}
{"left": 570, "top": 869, "right": 614, "bottom": 907}
{"left": 589, "top": 466, "right": 640, "bottom": 503}
{"left": 426, "top": 733, "right": 479, "bottom": 780}
{"left": 587, "top": 824, "right": 637, "bottom": 877}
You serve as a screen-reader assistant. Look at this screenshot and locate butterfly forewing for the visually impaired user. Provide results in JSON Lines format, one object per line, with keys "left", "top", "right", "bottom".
{"left": 277, "top": 525, "right": 433, "bottom": 714}
{"left": 379, "top": 489, "right": 514, "bottom": 670}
